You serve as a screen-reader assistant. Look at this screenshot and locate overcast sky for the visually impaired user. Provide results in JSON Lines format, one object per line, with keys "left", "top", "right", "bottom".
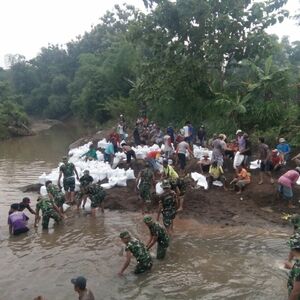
{"left": 0, "top": 0, "right": 299, "bottom": 68}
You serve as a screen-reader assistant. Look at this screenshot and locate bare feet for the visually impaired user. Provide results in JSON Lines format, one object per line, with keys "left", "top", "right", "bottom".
{"left": 236, "top": 191, "right": 242, "bottom": 195}
{"left": 177, "top": 207, "right": 183, "bottom": 212}
{"left": 288, "top": 204, "right": 296, "bottom": 209}
{"left": 258, "top": 181, "right": 263, "bottom": 185}
{"left": 270, "top": 178, "right": 275, "bottom": 184}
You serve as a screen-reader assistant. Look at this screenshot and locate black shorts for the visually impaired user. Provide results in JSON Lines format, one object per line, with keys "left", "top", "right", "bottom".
{"left": 63, "top": 177, "right": 75, "bottom": 192}
{"left": 178, "top": 153, "right": 186, "bottom": 170}
{"left": 13, "top": 227, "right": 29, "bottom": 235}
{"left": 260, "top": 161, "right": 272, "bottom": 172}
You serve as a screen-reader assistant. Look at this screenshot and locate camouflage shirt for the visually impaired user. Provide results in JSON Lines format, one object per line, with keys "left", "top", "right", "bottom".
{"left": 80, "top": 174, "right": 94, "bottom": 188}
{"left": 140, "top": 168, "right": 153, "bottom": 186}
{"left": 87, "top": 183, "right": 106, "bottom": 198}
{"left": 59, "top": 162, "right": 75, "bottom": 178}
{"left": 160, "top": 191, "right": 177, "bottom": 211}
{"left": 47, "top": 184, "right": 64, "bottom": 198}
{"left": 288, "top": 259, "right": 300, "bottom": 297}
{"left": 148, "top": 222, "right": 169, "bottom": 246}
{"left": 125, "top": 238, "right": 152, "bottom": 264}
{"left": 36, "top": 196, "right": 55, "bottom": 215}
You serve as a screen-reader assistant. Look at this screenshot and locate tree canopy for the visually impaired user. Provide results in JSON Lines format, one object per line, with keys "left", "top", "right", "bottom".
{"left": 2, "top": 0, "right": 300, "bottom": 143}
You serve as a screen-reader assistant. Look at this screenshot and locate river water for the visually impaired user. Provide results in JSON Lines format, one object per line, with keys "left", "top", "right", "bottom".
{"left": 0, "top": 122, "right": 291, "bottom": 299}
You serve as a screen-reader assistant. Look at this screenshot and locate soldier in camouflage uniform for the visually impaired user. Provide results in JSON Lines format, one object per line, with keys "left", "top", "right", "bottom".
{"left": 136, "top": 162, "right": 155, "bottom": 213}
{"left": 45, "top": 180, "right": 65, "bottom": 215}
{"left": 157, "top": 180, "right": 178, "bottom": 235}
{"left": 34, "top": 195, "right": 62, "bottom": 229}
{"left": 285, "top": 215, "right": 300, "bottom": 270}
{"left": 118, "top": 231, "right": 152, "bottom": 275}
{"left": 58, "top": 156, "right": 79, "bottom": 204}
{"left": 144, "top": 215, "right": 169, "bottom": 259}
{"left": 86, "top": 183, "right": 106, "bottom": 215}
{"left": 77, "top": 170, "right": 94, "bottom": 210}
{"left": 287, "top": 235, "right": 300, "bottom": 299}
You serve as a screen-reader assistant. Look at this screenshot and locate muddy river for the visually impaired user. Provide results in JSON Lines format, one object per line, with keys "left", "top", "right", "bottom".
{"left": 0, "top": 122, "right": 291, "bottom": 299}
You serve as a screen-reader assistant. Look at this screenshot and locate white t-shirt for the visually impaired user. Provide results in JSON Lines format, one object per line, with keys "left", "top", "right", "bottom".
{"left": 183, "top": 126, "right": 189, "bottom": 138}
{"left": 177, "top": 141, "right": 189, "bottom": 154}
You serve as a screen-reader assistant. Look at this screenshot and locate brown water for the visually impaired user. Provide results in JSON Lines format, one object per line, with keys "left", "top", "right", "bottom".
{"left": 0, "top": 122, "right": 290, "bottom": 299}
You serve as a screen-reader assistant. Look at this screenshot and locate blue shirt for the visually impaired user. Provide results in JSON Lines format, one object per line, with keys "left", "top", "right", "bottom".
{"left": 276, "top": 143, "right": 290, "bottom": 154}
{"left": 105, "top": 143, "right": 115, "bottom": 155}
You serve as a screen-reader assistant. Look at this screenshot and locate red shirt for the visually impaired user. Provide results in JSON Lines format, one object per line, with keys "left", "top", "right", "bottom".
{"left": 147, "top": 151, "right": 160, "bottom": 159}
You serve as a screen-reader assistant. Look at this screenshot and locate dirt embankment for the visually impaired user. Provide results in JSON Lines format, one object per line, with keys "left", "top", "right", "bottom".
{"left": 103, "top": 159, "right": 297, "bottom": 230}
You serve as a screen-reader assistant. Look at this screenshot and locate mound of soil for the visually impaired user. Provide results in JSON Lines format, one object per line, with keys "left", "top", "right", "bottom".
{"left": 103, "top": 159, "right": 299, "bottom": 230}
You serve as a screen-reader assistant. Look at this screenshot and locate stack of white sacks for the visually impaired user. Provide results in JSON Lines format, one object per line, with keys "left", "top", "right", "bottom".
{"left": 37, "top": 140, "right": 219, "bottom": 194}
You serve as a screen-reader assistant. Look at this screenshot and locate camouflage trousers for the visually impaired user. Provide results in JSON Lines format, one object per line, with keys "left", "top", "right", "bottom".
{"left": 139, "top": 183, "right": 151, "bottom": 203}
{"left": 42, "top": 210, "right": 61, "bottom": 229}
{"left": 54, "top": 195, "right": 65, "bottom": 208}
{"left": 162, "top": 209, "right": 176, "bottom": 228}
{"left": 157, "top": 243, "right": 168, "bottom": 259}
{"left": 90, "top": 193, "right": 105, "bottom": 208}
{"left": 134, "top": 259, "right": 153, "bottom": 274}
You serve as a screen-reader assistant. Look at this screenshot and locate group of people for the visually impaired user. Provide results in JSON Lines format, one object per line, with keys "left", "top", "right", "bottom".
{"left": 7, "top": 114, "right": 300, "bottom": 300}
{"left": 8, "top": 156, "right": 107, "bottom": 236}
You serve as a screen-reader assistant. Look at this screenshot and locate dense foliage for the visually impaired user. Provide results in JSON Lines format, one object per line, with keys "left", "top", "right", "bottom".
{"left": 2, "top": 0, "right": 300, "bottom": 143}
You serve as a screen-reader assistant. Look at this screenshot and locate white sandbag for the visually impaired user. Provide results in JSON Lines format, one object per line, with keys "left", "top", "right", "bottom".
{"left": 297, "top": 177, "right": 300, "bottom": 186}
{"left": 109, "top": 177, "right": 118, "bottom": 187}
{"left": 98, "top": 138, "right": 108, "bottom": 149}
{"left": 197, "top": 174, "right": 208, "bottom": 190}
{"left": 212, "top": 180, "right": 223, "bottom": 187}
{"left": 40, "top": 185, "right": 48, "bottom": 196}
{"left": 191, "top": 172, "right": 202, "bottom": 182}
{"left": 98, "top": 172, "right": 107, "bottom": 181}
{"left": 101, "top": 183, "right": 112, "bottom": 190}
{"left": 75, "top": 180, "right": 80, "bottom": 192}
{"left": 250, "top": 160, "right": 261, "bottom": 170}
{"left": 156, "top": 182, "right": 164, "bottom": 195}
{"left": 126, "top": 169, "right": 136, "bottom": 180}
{"left": 81, "top": 198, "right": 92, "bottom": 212}
{"left": 112, "top": 157, "right": 120, "bottom": 169}
{"left": 233, "top": 151, "right": 244, "bottom": 169}
{"left": 63, "top": 203, "right": 71, "bottom": 212}
{"left": 38, "top": 172, "right": 47, "bottom": 184}
{"left": 117, "top": 176, "right": 127, "bottom": 187}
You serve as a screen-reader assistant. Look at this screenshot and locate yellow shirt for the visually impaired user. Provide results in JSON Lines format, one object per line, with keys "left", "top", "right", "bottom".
{"left": 163, "top": 165, "right": 179, "bottom": 180}
{"left": 209, "top": 165, "right": 223, "bottom": 179}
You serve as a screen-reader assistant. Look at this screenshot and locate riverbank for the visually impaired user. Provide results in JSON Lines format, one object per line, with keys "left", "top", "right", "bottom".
{"left": 100, "top": 159, "right": 295, "bottom": 230}
{"left": 19, "top": 125, "right": 297, "bottom": 231}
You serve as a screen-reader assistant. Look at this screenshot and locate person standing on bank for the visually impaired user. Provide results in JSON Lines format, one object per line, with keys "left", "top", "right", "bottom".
{"left": 58, "top": 156, "right": 79, "bottom": 204}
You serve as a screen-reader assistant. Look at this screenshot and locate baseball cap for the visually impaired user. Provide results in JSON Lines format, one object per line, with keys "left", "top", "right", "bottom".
{"left": 236, "top": 129, "right": 243, "bottom": 135}
{"left": 71, "top": 276, "right": 86, "bottom": 289}
{"left": 279, "top": 138, "right": 286, "bottom": 143}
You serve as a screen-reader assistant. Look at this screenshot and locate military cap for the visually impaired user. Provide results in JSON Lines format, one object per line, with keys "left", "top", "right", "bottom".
{"left": 143, "top": 216, "right": 153, "bottom": 223}
{"left": 119, "top": 231, "right": 130, "bottom": 239}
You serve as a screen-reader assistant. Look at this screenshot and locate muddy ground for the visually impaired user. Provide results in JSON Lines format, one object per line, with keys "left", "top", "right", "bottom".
{"left": 103, "top": 158, "right": 299, "bottom": 230}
